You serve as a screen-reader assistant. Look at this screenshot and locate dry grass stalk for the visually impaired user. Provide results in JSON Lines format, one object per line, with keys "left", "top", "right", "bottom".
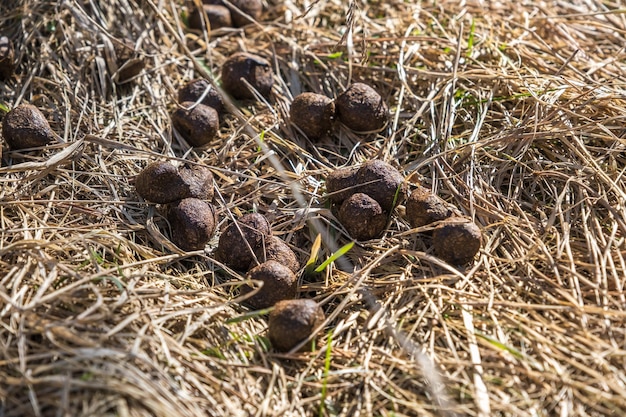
{"left": 1, "top": 0, "right": 626, "bottom": 416}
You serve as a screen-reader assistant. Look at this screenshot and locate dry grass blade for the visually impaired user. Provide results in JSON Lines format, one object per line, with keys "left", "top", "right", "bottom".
{"left": 2, "top": 0, "right": 626, "bottom": 416}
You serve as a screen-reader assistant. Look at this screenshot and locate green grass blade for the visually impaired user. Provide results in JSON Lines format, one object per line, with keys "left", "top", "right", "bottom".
{"left": 314, "top": 241, "right": 354, "bottom": 273}
{"left": 319, "top": 330, "right": 333, "bottom": 417}
{"left": 225, "top": 307, "right": 273, "bottom": 324}
{"left": 476, "top": 332, "right": 544, "bottom": 371}
{"left": 467, "top": 18, "right": 476, "bottom": 57}
{"left": 391, "top": 183, "right": 404, "bottom": 213}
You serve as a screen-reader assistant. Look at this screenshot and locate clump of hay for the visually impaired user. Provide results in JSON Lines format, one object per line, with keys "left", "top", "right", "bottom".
{"left": 1, "top": 0, "right": 626, "bottom": 416}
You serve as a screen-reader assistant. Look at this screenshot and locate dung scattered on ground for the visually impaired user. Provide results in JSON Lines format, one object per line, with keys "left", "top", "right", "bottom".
{"left": 171, "top": 102, "right": 220, "bottom": 147}
{"left": 335, "top": 83, "right": 389, "bottom": 132}
{"left": 290, "top": 92, "right": 335, "bottom": 140}
{"left": 214, "top": 213, "right": 272, "bottom": 271}
{"left": 432, "top": 218, "right": 483, "bottom": 265}
{"left": 221, "top": 52, "right": 273, "bottom": 100}
{"left": 240, "top": 260, "right": 298, "bottom": 309}
{"left": 2, "top": 104, "right": 55, "bottom": 150}
{"left": 167, "top": 198, "right": 218, "bottom": 251}
{"left": 268, "top": 299, "right": 325, "bottom": 352}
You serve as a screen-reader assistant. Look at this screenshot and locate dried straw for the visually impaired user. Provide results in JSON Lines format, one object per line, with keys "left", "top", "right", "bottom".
{"left": 1, "top": 0, "right": 626, "bottom": 416}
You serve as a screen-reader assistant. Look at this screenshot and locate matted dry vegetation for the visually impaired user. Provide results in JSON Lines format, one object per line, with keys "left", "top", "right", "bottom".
{"left": 1, "top": 0, "right": 626, "bottom": 416}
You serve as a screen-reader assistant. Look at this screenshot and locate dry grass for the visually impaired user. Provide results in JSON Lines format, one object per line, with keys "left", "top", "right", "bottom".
{"left": 1, "top": 0, "right": 626, "bottom": 416}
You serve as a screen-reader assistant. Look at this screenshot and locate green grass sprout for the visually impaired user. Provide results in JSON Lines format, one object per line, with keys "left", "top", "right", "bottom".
{"left": 319, "top": 330, "right": 333, "bottom": 417}
{"left": 314, "top": 241, "right": 354, "bottom": 273}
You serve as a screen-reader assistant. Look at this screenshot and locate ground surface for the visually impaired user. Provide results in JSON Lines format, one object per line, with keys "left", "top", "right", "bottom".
{"left": 1, "top": 0, "right": 626, "bottom": 416}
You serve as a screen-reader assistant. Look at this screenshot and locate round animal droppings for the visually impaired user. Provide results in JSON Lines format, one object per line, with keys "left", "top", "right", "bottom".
{"left": 335, "top": 83, "right": 389, "bottom": 132}
{"left": 338, "top": 193, "right": 388, "bottom": 241}
{"left": 214, "top": 213, "right": 272, "bottom": 271}
{"left": 167, "top": 198, "right": 218, "bottom": 251}
{"left": 2, "top": 104, "right": 56, "bottom": 150}
{"left": 325, "top": 166, "right": 358, "bottom": 204}
{"left": 269, "top": 299, "right": 325, "bottom": 352}
{"left": 221, "top": 52, "right": 273, "bottom": 100}
{"left": 112, "top": 40, "right": 145, "bottom": 84}
{"left": 202, "top": 0, "right": 262, "bottom": 27}
{"left": 188, "top": 4, "right": 232, "bottom": 31}
{"left": 240, "top": 260, "right": 298, "bottom": 309}
{"left": 171, "top": 102, "right": 219, "bottom": 147}
{"left": 177, "top": 163, "right": 215, "bottom": 201}
{"left": 226, "top": 0, "right": 262, "bottom": 27}
{"left": 0, "top": 36, "right": 15, "bottom": 80}
{"left": 432, "top": 219, "right": 482, "bottom": 265}
{"left": 178, "top": 79, "right": 225, "bottom": 116}
{"left": 135, "top": 161, "right": 214, "bottom": 204}
{"left": 253, "top": 235, "right": 300, "bottom": 273}
{"left": 290, "top": 92, "right": 335, "bottom": 140}
{"left": 356, "top": 160, "right": 406, "bottom": 213}
{"left": 406, "top": 186, "right": 459, "bottom": 228}
{"left": 136, "top": 161, "right": 184, "bottom": 203}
